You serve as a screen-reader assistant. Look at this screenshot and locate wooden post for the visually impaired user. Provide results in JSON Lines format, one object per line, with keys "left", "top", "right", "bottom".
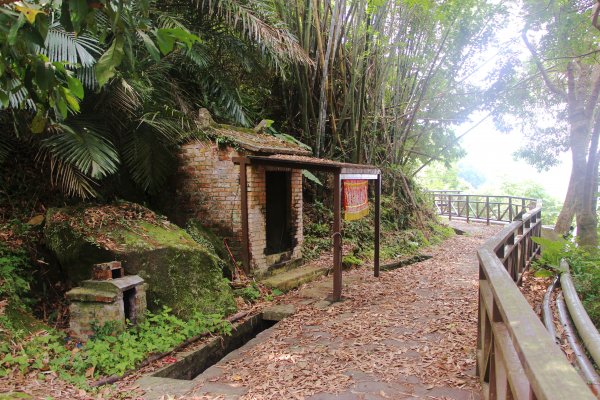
{"left": 486, "top": 196, "right": 490, "bottom": 225}
{"left": 509, "top": 197, "right": 513, "bottom": 221}
{"left": 333, "top": 172, "right": 342, "bottom": 301}
{"left": 521, "top": 198, "right": 526, "bottom": 215}
{"left": 239, "top": 158, "right": 250, "bottom": 273}
{"left": 374, "top": 174, "right": 381, "bottom": 277}
{"left": 448, "top": 194, "right": 452, "bottom": 221}
{"left": 466, "top": 195, "right": 470, "bottom": 223}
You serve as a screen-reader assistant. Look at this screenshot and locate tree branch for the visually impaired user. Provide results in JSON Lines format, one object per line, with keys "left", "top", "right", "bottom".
{"left": 522, "top": 28, "right": 567, "bottom": 99}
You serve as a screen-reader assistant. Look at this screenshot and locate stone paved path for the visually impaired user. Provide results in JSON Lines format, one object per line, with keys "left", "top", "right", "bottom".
{"left": 151, "top": 221, "right": 500, "bottom": 400}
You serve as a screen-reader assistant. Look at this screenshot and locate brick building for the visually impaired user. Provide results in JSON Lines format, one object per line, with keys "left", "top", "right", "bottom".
{"left": 174, "top": 112, "right": 311, "bottom": 276}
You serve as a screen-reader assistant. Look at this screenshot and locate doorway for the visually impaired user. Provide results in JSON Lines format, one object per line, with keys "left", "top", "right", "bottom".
{"left": 265, "top": 171, "right": 293, "bottom": 255}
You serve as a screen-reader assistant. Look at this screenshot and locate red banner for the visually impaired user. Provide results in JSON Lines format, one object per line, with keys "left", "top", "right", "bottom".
{"left": 343, "top": 180, "right": 369, "bottom": 221}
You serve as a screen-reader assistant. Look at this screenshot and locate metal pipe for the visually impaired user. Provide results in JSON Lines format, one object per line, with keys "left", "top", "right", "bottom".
{"left": 556, "top": 292, "right": 600, "bottom": 397}
{"left": 542, "top": 276, "right": 559, "bottom": 344}
{"left": 561, "top": 260, "right": 600, "bottom": 367}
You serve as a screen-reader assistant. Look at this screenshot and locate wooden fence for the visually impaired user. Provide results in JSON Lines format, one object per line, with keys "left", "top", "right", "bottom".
{"left": 476, "top": 205, "right": 595, "bottom": 399}
{"left": 428, "top": 190, "right": 538, "bottom": 224}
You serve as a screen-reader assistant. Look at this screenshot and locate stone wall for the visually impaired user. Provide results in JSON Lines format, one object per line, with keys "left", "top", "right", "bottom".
{"left": 176, "top": 140, "right": 303, "bottom": 274}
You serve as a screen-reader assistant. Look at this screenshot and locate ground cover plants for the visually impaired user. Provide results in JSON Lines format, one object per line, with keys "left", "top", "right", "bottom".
{"left": 0, "top": 307, "right": 231, "bottom": 387}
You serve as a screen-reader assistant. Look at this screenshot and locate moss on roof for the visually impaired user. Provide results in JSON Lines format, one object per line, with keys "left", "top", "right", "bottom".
{"left": 208, "top": 124, "right": 311, "bottom": 156}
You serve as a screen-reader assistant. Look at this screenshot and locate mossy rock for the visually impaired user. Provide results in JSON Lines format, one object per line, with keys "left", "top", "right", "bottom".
{"left": 44, "top": 204, "right": 236, "bottom": 318}
{"left": 186, "top": 220, "right": 233, "bottom": 277}
{"left": 0, "top": 304, "right": 48, "bottom": 341}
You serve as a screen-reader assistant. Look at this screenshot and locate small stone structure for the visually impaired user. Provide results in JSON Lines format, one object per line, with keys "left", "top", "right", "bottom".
{"left": 66, "top": 261, "right": 146, "bottom": 340}
{"left": 173, "top": 110, "right": 310, "bottom": 276}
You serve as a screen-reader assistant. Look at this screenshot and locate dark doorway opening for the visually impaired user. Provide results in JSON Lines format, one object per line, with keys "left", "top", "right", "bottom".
{"left": 265, "top": 171, "right": 292, "bottom": 255}
{"left": 123, "top": 288, "right": 137, "bottom": 324}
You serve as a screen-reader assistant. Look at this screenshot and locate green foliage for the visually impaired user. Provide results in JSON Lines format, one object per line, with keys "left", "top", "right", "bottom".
{"left": 531, "top": 237, "right": 571, "bottom": 271}
{"left": 417, "top": 161, "right": 471, "bottom": 191}
{"left": 0, "top": 307, "right": 231, "bottom": 382}
{"left": 342, "top": 254, "right": 362, "bottom": 269}
{"left": 497, "top": 179, "right": 561, "bottom": 225}
{"left": 531, "top": 237, "right": 600, "bottom": 327}
{"left": 234, "top": 283, "right": 261, "bottom": 303}
{"left": 0, "top": 245, "right": 30, "bottom": 306}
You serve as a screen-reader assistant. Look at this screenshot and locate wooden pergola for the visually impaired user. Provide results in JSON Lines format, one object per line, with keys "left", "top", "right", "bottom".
{"left": 233, "top": 154, "right": 381, "bottom": 301}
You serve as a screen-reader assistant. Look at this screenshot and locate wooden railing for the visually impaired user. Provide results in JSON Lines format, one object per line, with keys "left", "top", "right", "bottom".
{"left": 428, "top": 190, "right": 538, "bottom": 224}
{"left": 476, "top": 205, "right": 595, "bottom": 399}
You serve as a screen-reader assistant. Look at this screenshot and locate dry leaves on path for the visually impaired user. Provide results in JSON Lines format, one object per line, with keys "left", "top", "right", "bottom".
{"left": 186, "top": 222, "right": 501, "bottom": 399}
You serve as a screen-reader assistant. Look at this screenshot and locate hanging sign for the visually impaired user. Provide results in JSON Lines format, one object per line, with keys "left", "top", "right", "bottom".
{"left": 343, "top": 180, "right": 369, "bottom": 221}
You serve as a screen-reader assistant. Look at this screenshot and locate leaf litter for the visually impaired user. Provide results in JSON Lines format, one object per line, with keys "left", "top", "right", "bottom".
{"left": 180, "top": 221, "right": 502, "bottom": 400}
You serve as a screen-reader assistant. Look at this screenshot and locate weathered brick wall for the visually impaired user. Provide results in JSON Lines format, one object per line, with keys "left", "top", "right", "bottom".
{"left": 175, "top": 141, "right": 243, "bottom": 259}
{"left": 290, "top": 169, "right": 303, "bottom": 260}
{"left": 176, "top": 140, "right": 303, "bottom": 274}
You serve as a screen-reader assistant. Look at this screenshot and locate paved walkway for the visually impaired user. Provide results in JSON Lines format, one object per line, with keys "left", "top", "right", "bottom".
{"left": 160, "top": 221, "right": 500, "bottom": 400}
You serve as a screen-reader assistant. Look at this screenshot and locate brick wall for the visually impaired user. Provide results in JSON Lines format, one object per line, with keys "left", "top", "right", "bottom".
{"left": 175, "top": 141, "right": 243, "bottom": 259}
{"left": 175, "top": 140, "right": 303, "bottom": 274}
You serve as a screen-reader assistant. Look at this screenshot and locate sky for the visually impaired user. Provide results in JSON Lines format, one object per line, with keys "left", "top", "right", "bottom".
{"left": 457, "top": 116, "right": 571, "bottom": 200}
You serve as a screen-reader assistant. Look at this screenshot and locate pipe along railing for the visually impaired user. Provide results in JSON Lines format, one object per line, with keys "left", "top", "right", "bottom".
{"left": 428, "top": 190, "right": 538, "bottom": 224}
{"left": 542, "top": 260, "right": 600, "bottom": 396}
{"left": 476, "top": 204, "right": 596, "bottom": 399}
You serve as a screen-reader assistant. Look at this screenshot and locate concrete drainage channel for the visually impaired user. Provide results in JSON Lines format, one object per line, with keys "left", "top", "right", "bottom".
{"left": 137, "top": 305, "right": 294, "bottom": 399}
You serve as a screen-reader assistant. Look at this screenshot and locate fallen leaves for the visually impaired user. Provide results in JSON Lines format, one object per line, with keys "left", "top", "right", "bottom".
{"left": 183, "top": 221, "right": 501, "bottom": 399}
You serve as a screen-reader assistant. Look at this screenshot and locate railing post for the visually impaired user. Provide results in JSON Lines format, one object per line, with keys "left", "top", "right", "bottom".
{"left": 466, "top": 195, "right": 470, "bottom": 223}
{"left": 448, "top": 194, "right": 452, "bottom": 221}
{"left": 509, "top": 197, "right": 513, "bottom": 221}
{"left": 497, "top": 200, "right": 501, "bottom": 222}
{"left": 486, "top": 196, "right": 490, "bottom": 225}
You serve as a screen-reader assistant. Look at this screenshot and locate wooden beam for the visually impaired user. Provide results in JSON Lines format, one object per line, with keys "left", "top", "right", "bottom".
{"left": 333, "top": 171, "right": 342, "bottom": 301}
{"left": 339, "top": 173, "right": 379, "bottom": 180}
{"left": 374, "top": 174, "right": 381, "bottom": 277}
{"left": 239, "top": 158, "right": 250, "bottom": 273}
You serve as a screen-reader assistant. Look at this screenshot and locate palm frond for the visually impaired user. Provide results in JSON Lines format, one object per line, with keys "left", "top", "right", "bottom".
{"left": 184, "top": 45, "right": 211, "bottom": 70}
{"left": 0, "top": 79, "right": 36, "bottom": 111}
{"left": 200, "top": 0, "right": 313, "bottom": 68}
{"left": 122, "top": 129, "right": 175, "bottom": 193}
{"left": 41, "top": 23, "right": 103, "bottom": 68}
{"left": 157, "top": 14, "right": 188, "bottom": 30}
{"left": 198, "top": 75, "right": 249, "bottom": 126}
{"left": 47, "top": 156, "right": 98, "bottom": 199}
{"left": 95, "top": 78, "right": 142, "bottom": 128}
{"left": 77, "top": 66, "right": 98, "bottom": 89}
{"left": 40, "top": 123, "right": 119, "bottom": 180}
{"left": 137, "top": 110, "right": 192, "bottom": 143}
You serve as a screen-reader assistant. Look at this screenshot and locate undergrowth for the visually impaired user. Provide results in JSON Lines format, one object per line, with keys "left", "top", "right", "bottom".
{"left": 0, "top": 307, "right": 231, "bottom": 387}
{"left": 532, "top": 237, "right": 600, "bottom": 328}
{"left": 303, "top": 195, "right": 453, "bottom": 265}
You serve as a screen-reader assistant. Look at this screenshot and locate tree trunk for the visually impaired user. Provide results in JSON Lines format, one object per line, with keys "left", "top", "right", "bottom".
{"left": 555, "top": 161, "right": 578, "bottom": 235}
{"left": 576, "top": 110, "right": 600, "bottom": 247}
